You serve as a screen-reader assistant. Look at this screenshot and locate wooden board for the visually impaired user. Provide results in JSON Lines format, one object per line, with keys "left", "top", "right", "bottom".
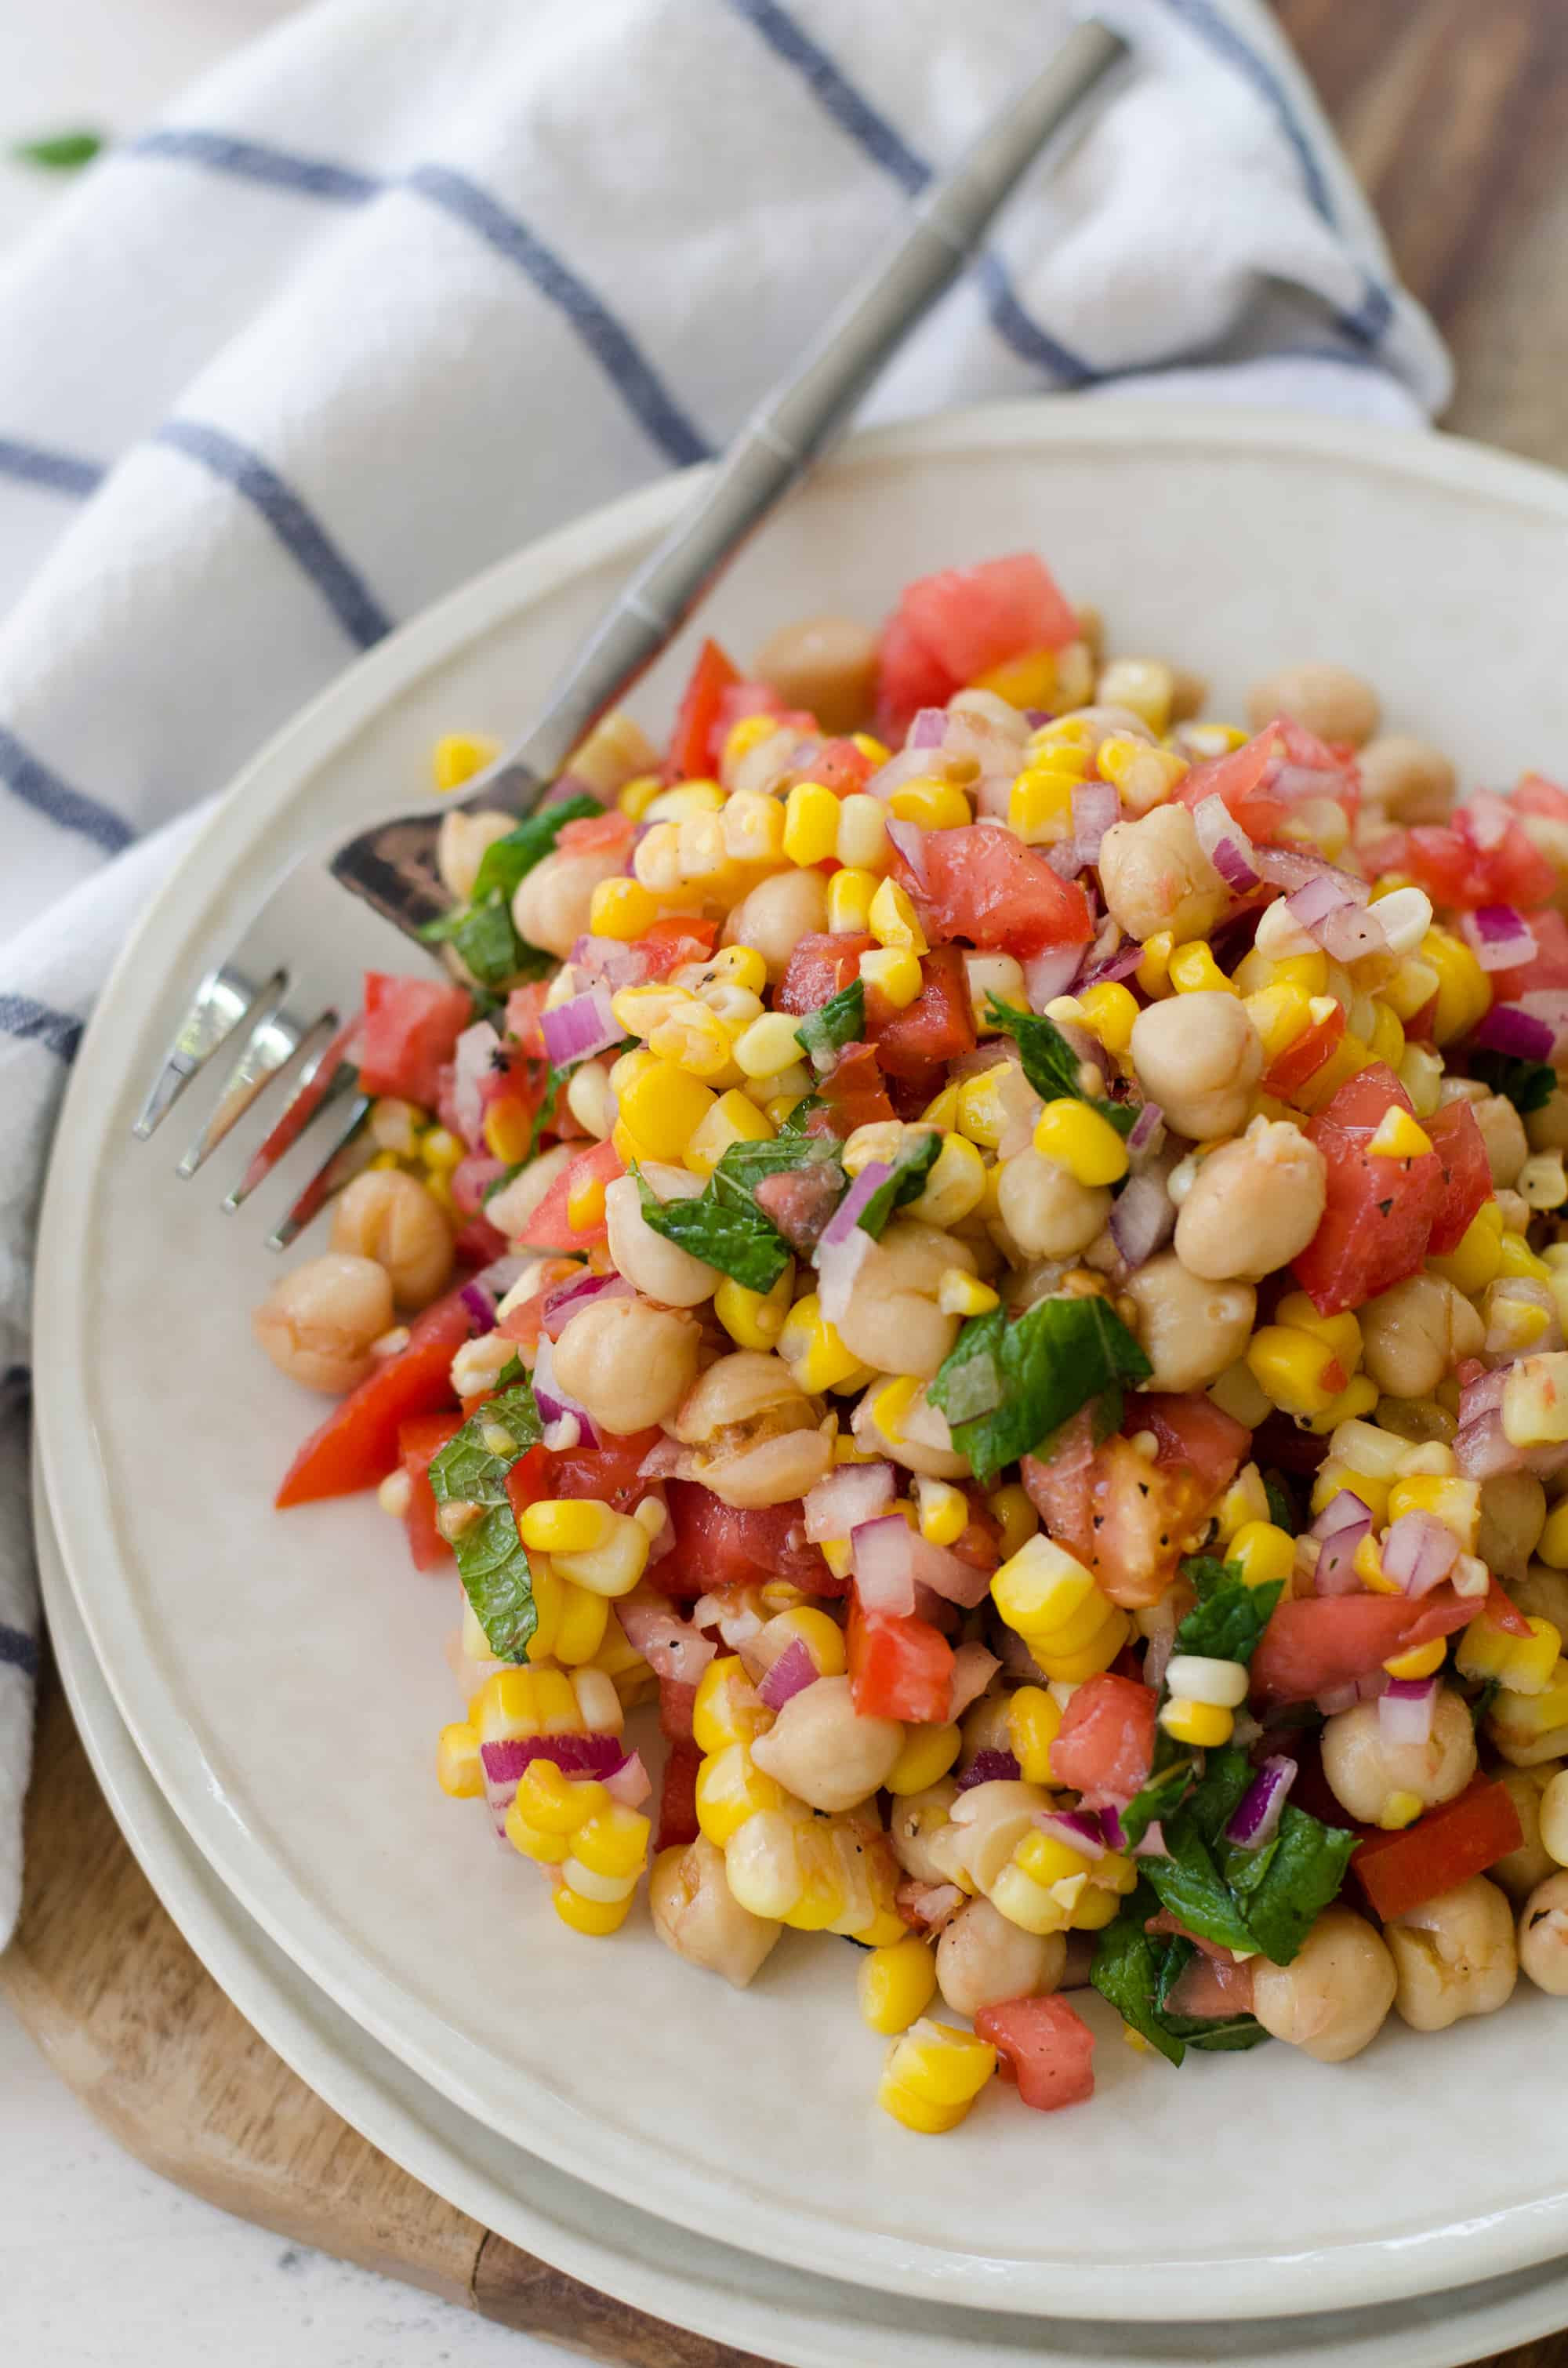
{"left": 8, "top": 7, "right": 1568, "bottom": 2360}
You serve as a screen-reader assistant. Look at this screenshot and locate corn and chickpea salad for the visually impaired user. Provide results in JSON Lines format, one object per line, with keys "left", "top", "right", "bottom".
{"left": 256, "top": 550, "right": 1568, "bottom": 2132}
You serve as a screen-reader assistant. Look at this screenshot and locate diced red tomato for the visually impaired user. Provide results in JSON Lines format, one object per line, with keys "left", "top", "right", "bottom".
{"left": 1047, "top": 1672, "right": 1158, "bottom": 1801}
{"left": 660, "top": 1482, "right": 837, "bottom": 1598}
{"left": 809, "top": 1041, "right": 897, "bottom": 1135}
{"left": 1424, "top": 1098, "right": 1494, "bottom": 1255}
{"left": 1512, "top": 772, "right": 1568, "bottom": 823}
{"left": 359, "top": 974, "right": 474, "bottom": 1110}
{"left": 659, "top": 1676, "right": 698, "bottom": 1743}
{"left": 1022, "top": 1394, "right": 1247, "bottom": 1611}
{"left": 517, "top": 1138, "right": 623, "bottom": 1249}
{"left": 510, "top": 1428, "right": 663, "bottom": 1519}
{"left": 1162, "top": 1949, "right": 1256, "bottom": 2021}
{"left": 1351, "top": 1777, "right": 1523, "bottom": 1923}
{"left": 866, "top": 946, "right": 976, "bottom": 1079}
{"left": 896, "top": 824, "right": 1093, "bottom": 961}
{"left": 876, "top": 555, "right": 1080, "bottom": 736}
{"left": 1248, "top": 1583, "right": 1475, "bottom": 1705}
{"left": 635, "top": 914, "right": 720, "bottom": 978}
{"left": 1178, "top": 723, "right": 1289, "bottom": 844}
{"left": 667, "top": 637, "right": 740, "bottom": 779}
{"left": 1263, "top": 1001, "right": 1345, "bottom": 1097}
{"left": 1489, "top": 903, "right": 1568, "bottom": 1002}
{"left": 777, "top": 932, "right": 875, "bottom": 1015}
{"left": 847, "top": 1602, "right": 954, "bottom": 1723}
{"left": 452, "top": 1151, "right": 507, "bottom": 1217}
{"left": 874, "top": 612, "right": 953, "bottom": 741}
{"left": 452, "top": 1211, "right": 510, "bottom": 1268}
{"left": 275, "top": 1291, "right": 474, "bottom": 1507}
{"left": 1141, "top": 1392, "right": 1251, "bottom": 1487}
{"left": 1485, "top": 1576, "right": 1534, "bottom": 1638}
{"left": 975, "top": 1996, "right": 1095, "bottom": 2112}
{"left": 501, "top": 1442, "right": 550, "bottom": 1521}
{"left": 811, "top": 737, "right": 874, "bottom": 796}
{"left": 655, "top": 1739, "right": 703, "bottom": 1852}
{"left": 557, "top": 809, "right": 637, "bottom": 858}
{"left": 1396, "top": 797, "right": 1555, "bottom": 913}
{"left": 1291, "top": 1062, "right": 1444, "bottom": 1315}
{"left": 754, "top": 1161, "right": 846, "bottom": 1253}
{"left": 397, "top": 1410, "right": 463, "bottom": 1571}
{"left": 505, "top": 982, "right": 550, "bottom": 1058}
{"left": 712, "top": 677, "right": 789, "bottom": 750}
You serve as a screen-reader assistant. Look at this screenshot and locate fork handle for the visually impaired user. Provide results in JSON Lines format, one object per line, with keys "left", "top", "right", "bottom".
{"left": 476, "top": 15, "right": 1127, "bottom": 811}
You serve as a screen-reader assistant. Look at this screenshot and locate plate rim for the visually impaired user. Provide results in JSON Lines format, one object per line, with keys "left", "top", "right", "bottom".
{"left": 34, "top": 396, "right": 1568, "bottom": 2323}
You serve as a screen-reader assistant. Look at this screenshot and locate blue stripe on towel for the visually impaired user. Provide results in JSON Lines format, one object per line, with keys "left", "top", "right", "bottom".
{"left": 154, "top": 419, "right": 394, "bottom": 649}
{"left": 0, "top": 726, "right": 134, "bottom": 856}
{"left": 129, "top": 129, "right": 380, "bottom": 206}
{"left": 0, "top": 439, "right": 104, "bottom": 499}
{"left": 0, "top": 1624, "right": 39, "bottom": 1680}
{"left": 0, "top": 995, "right": 83, "bottom": 1062}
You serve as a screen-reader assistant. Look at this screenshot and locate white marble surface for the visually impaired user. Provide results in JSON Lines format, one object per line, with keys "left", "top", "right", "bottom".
{"left": 0, "top": 5, "right": 561, "bottom": 2361}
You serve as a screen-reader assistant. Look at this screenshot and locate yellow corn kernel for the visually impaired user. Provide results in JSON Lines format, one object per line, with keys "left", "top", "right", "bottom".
{"left": 868, "top": 1375, "right": 924, "bottom": 1444}
{"left": 552, "top": 1582, "right": 611, "bottom": 1668}
{"left": 436, "top": 1721, "right": 483, "bottom": 1799}
{"left": 1499, "top": 1230, "right": 1553, "bottom": 1284}
{"left": 572, "top": 1802, "right": 652, "bottom": 1883}
{"left": 524, "top": 1558, "right": 564, "bottom": 1662}
{"left": 733, "top": 1011, "right": 804, "bottom": 1080}
{"left": 975, "top": 647, "right": 1058, "bottom": 709}
{"left": 506, "top": 1805, "right": 572, "bottom": 1865}
{"left": 514, "top": 1758, "right": 605, "bottom": 1835}
{"left": 723, "top": 712, "right": 783, "bottom": 770}
{"left": 1457, "top": 1614, "right": 1563, "bottom": 1696}
{"left": 1422, "top": 928, "right": 1490, "bottom": 1045}
{"left": 869, "top": 875, "right": 928, "bottom": 953}
{"left": 648, "top": 997, "right": 737, "bottom": 1081}
{"left": 520, "top": 1498, "right": 617, "bottom": 1556}
{"left": 1208, "top": 1360, "right": 1272, "bottom": 1430}
{"left": 1229, "top": 1520, "right": 1297, "bottom": 1593}
{"left": 1367, "top": 1105, "right": 1433, "bottom": 1160}
{"left": 1246, "top": 1325, "right": 1346, "bottom": 1420}
{"left": 1214, "top": 1465, "right": 1269, "bottom": 1543}
{"left": 1136, "top": 932, "right": 1175, "bottom": 997}
{"left": 1070, "top": 1883, "right": 1124, "bottom": 1932}
{"left": 1384, "top": 1635, "right": 1449, "bottom": 1680}
{"left": 778, "top": 1292, "right": 867, "bottom": 1394}
{"left": 915, "top": 1476, "right": 968, "bottom": 1548}
{"left": 566, "top": 1168, "right": 610, "bottom": 1233}
{"left": 1007, "top": 765, "right": 1079, "bottom": 846}
{"left": 588, "top": 875, "right": 659, "bottom": 941}
{"left": 827, "top": 865, "right": 878, "bottom": 934}
{"left": 692, "top": 1659, "right": 772, "bottom": 1757}
{"left": 1098, "top": 657, "right": 1174, "bottom": 733}
{"left": 890, "top": 777, "right": 972, "bottom": 831}
{"left": 480, "top": 1097, "right": 533, "bottom": 1164}
{"left": 1007, "top": 1685, "right": 1062, "bottom": 1785}
{"left": 615, "top": 772, "right": 663, "bottom": 821}
{"left": 418, "top": 1124, "right": 463, "bottom": 1173}
{"left": 1387, "top": 1473, "right": 1480, "bottom": 1552}
{"left": 1375, "top": 1791, "right": 1425, "bottom": 1833}
{"left": 955, "top": 1067, "right": 1012, "bottom": 1149}
{"left": 836, "top": 791, "right": 888, "bottom": 871}
{"left": 631, "top": 820, "right": 682, "bottom": 894}
{"left": 1428, "top": 1198, "right": 1504, "bottom": 1295}
{"left": 782, "top": 780, "right": 841, "bottom": 866}
{"left": 1274, "top": 1292, "right": 1364, "bottom": 1374}
{"left": 695, "top": 1741, "right": 788, "bottom": 1847}
{"left": 878, "top": 2020, "right": 996, "bottom": 2133}
{"left": 1244, "top": 981, "right": 1314, "bottom": 1065}
{"left": 1074, "top": 980, "right": 1139, "bottom": 1059}
{"left": 682, "top": 1087, "right": 775, "bottom": 1179}
{"left": 367, "top": 1149, "right": 401, "bottom": 1177}
{"left": 1382, "top": 953, "right": 1442, "bottom": 1022}
{"left": 1367, "top": 1001, "right": 1406, "bottom": 1070}
{"left": 552, "top": 1884, "right": 634, "bottom": 1937}
{"left": 614, "top": 1057, "right": 717, "bottom": 1160}
{"left": 1029, "top": 714, "right": 1094, "bottom": 759}
{"left": 713, "top": 1266, "right": 793, "bottom": 1352}
{"left": 920, "top": 1081, "right": 963, "bottom": 1134}
{"left": 1502, "top": 1352, "right": 1568, "bottom": 1448}
{"left": 992, "top": 1534, "right": 1098, "bottom": 1640}
{"left": 432, "top": 732, "right": 499, "bottom": 792}
{"left": 1035, "top": 1606, "right": 1130, "bottom": 1682}
{"left": 1307, "top": 1374, "right": 1381, "bottom": 1433}
{"left": 1015, "top": 1829, "right": 1095, "bottom": 1891}
{"left": 860, "top": 946, "right": 924, "bottom": 1008}
{"left": 1538, "top": 1499, "right": 1568, "bottom": 1571}
{"left": 1033, "top": 1099, "right": 1128, "bottom": 1188}
{"left": 1169, "top": 940, "right": 1236, "bottom": 997}
{"left": 987, "top": 1483, "right": 1039, "bottom": 1560}
{"left": 938, "top": 1266, "right": 999, "bottom": 1317}
{"left": 903, "top": 1135, "right": 984, "bottom": 1231}
{"left": 645, "top": 778, "right": 725, "bottom": 825}
{"left": 554, "top": 1513, "right": 652, "bottom": 1599}
{"left": 720, "top": 788, "right": 786, "bottom": 866}
{"left": 858, "top": 1935, "right": 939, "bottom": 2036}
{"left": 886, "top": 1721, "right": 963, "bottom": 1797}
{"left": 1160, "top": 1697, "right": 1235, "bottom": 1749}
{"left": 1352, "top": 1529, "right": 1400, "bottom": 1596}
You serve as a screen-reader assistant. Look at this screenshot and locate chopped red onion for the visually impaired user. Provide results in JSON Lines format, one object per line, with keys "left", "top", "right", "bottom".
{"left": 953, "top": 1749, "right": 1022, "bottom": 1792}
{"left": 949, "top": 1642, "right": 1000, "bottom": 1718}
{"left": 869, "top": 744, "right": 947, "bottom": 802}
{"left": 802, "top": 1460, "right": 895, "bottom": 1543}
{"left": 1192, "top": 794, "right": 1261, "bottom": 892}
{"left": 480, "top": 1730, "right": 629, "bottom": 1785}
{"left": 911, "top": 1532, "right": 994, "bottom": 1610}
{"left": 1132, "top": 1821, "right": 1167, "bottom": 1859}
{"left": 1109, "top": 1169, "right": 1175, "bottom": 1268}
{"left": 819, "top": 1162, "right": 890, "bottom": 1253}
{"left": 615, "top": 1590, "right": 717, "bottom": 1683}
{"left": 451, "top": 1020, "right": 502, "bottom": 1149}
{"left": 1316, "top": 1682, "right": 1360, "bottom": 1717}
{"left": 604, "top": 1749, "right": 652, "bottom": 1809}
{"left": 1468, "top": 790, "right": 1512, "bottom": 850}
{"left": 1516, "top": 990, "right": 1568, "bottom": 1057}
{"left": 885, "top": 815, "right": 928, "bottom": 885}
{"left": 815, "top": 1222, "right": 875, "bottom": 1325}
{"left": 1071, "top": 780, "right": 1119, "bottom": 867}
{"left": 1378, "top": 1676, "right": 1436, "bottom": 1748}
{"left": 540, "top": 1268, "right": 632, "bottom": 1340}
{"left": 1287, "top": 872, "right": 1388, "bottom": 963}
{"left": 1254, "top": 846, "right": 1370, "bottom": 903}
{"left": 1022, "top": 944, "right": 1083, "bottom": 1010}
{"left": 850, "top": 1513, "right": 920, "bottom": 1617}
{"left": 1381, "top": 1509, "right": 1459, "bottom": 1596}
{"left": 909, "top": 707, "right": 947, "bottom": 749}
{"left": 1224, "top": 1756, "right": 1297, "bottom": 1850}
{"left": 1076, "top": 937, "right": 1143, "bottom": 992}
{"left": 1459, "top": 1365, "right": 1508, "bottom": 1425}
{"left": 530, "top": 1333, "right": 601, "bottom": 1447}
{"left": 1127, "top": 1099, "right": 1166, "bottom": 1157}
{"left": 637, "top": 1434, "right": 684, "bottom": 1479}
{"left": 1142, "top": 1601, "right": 1179, "bottom": 1695}
{"left": 540, "top": 982, "right": 622, "bottom": 1069}
{"left": 1462, "top": 904, "right": 1537, "bottom": 973}
{"left": 1038, "top": 1808, "right": 1108, "bottom": 1859}
{"left": 1454, "top": 1409, "right": 1526, "bottom": 1480}
{"left": 1024, "top": 708, "right": 1051, "bottom": 728}
{"left": 1472, "top": 1003, "right": 1555, "bottom": 1064}
{"left": 757, "top": 1638, "right": 818, "bottom": 1710}
{"left": 1309, "top": 1491, "right": 1370, "bottom": 1594}
{"left": 568, "top": 935, "right": 651, "bottom": 990}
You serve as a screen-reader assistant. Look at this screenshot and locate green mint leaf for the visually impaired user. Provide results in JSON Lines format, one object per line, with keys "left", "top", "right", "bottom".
{"left": 930, "top": 1293, "right": 1152, "bottom": 1487}
{"left": 1469, "top": 1048, "right": 1558, "bottom": 1118}
{"left": 633, "top": 1162, "right": 793, "bottom": 1293}
{"left": 1117, "top": 1728, "right": 1198, "bottom": 1851}
{"left": 778, "top": 1094, "right": 824, "bottom": 1133}
{"left": 1263, "top": 1471, "right": 1297, "bottom": 1534}
{"left": 797, "top": 981, "right": 865, "bottom": 1074}
{"left": 985, "top": 997, "right": 1137, "bottom": 1135}
{"left": 1174, "top": 1563, "right": 1283, "bottom": 1666}
{"left": 13, "top": 129, "right": 103, "bottom": 169}
{"left": 710, "top": 1134, "right": 842, "bottom": 1202}
{"left": 429, "top": 1381, "right": 543, "bottom": 1661}
{"left": 856, "top": 1127, "right": 940, "bottom": 1239}
{"left": 418, "top": 895, "right": 526, "bottom": 989}
{"left": 1214, "top": 1807, "right": 1359, "bottom": 1967}
{"left": 470, "top": 794, "right": 603, "bottom": 906}
{"left": 1089, "top": 1886, "right": 1186, "bottom": 2067}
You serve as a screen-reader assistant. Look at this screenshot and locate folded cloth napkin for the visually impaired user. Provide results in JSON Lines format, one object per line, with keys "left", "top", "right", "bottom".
{"left": 0, "top": 0, "right": 1449, "bottom": 1941}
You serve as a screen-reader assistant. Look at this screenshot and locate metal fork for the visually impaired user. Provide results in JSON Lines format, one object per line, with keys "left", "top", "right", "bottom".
{"left": 133, "top": 17, "right": 1127, "bottom": 1244}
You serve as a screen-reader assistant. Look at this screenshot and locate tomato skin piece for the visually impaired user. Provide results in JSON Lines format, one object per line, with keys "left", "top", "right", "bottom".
{"left": 1177, "top": 722, "right": 1288, "bottom": 844}
{"left": 866, "top": 946, "right": 977, "bottom": 1078}
{"left": 655, "top": 1738, "right": 703, "bottom": 1852}
{"left": 808, "top": 1041, "right": 898, "bottom": 1136}
{"left": 897, "top": 824, "right": 1094, "bottom": 961}
{"left": 898, "top": 554, "right": 1080, "bottom": 684}
{"left": 360, "top": 974, "right": 475, "bottom": 1110}
{"left": 660, "top": 1481, "right": 838, "bottom": 1600}
{"left": 517, "top": 1139, "right": 624, "bottom": 1249}
{"left": 1248, "top": 1584, "right": 1475, "bottom": 1706}
{"left": 1291, "top": 1062, "right": 1444, "bottom": 1315}
{"left": 777, "top": 932, "right": 875, "bottom": 1015}
{"left": 1400, "top": 802, "right": 1555, "bottom": 912}
{"left": 667, "top": 637, "right": 741, "bottom": 779}
{"left": 847, "top": 1602, "right": 954, "bottom": 1723}
{"left": 1424, "top": 1098, "right": 1493, "bottom": 1255}
{"left": 1047, "top": 1673, "right": 1158, "bottom": 1802}
{"left": 398, "top": 1410, "right": 463, "bottom": 1571}
{"left": 557, "top": 809, "right": 637, "bottom": 859}
{"left": 1490, "top": 904, "right": 1568, "bottom": 1001}
{"left": 975, "top": 1995, "right": 1095, "bottom": 2112}
{"left": 874, "top": 612, "right": 954, "bottom": 740}
{"left": 1485, "top": 1576, "right": 1533, "bottom": 1638}
{"left": 275, "top": 1291, "right": 474, "bottom": 1507}
{"left": 635, "top": 915, "right": 720, "bottom": 978}
{"left": 1023, "top": 1393, "right": 1247, "bottom": 1611}
{"left": 1263, "top": 1002, "right": 1345, "bottom": 1096}
{"left": 1351, "top": 1777, "right": 1523, "bottom": 1923}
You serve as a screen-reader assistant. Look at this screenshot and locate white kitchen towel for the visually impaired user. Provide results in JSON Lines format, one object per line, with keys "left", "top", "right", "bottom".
{"left": 0, "top": 0, "right": 1448, "bottom": 1941}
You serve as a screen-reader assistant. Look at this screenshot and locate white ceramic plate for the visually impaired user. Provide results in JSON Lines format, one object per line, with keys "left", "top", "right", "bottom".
{"left": 38, "top": 1459, "right": 1568, "bottom": 2368}
{"left": 34, "top": 402, "right": 1568, "bottom": 2324}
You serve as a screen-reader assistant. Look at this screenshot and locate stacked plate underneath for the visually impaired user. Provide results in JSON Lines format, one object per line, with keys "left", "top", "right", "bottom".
{"left": 35, "top": 406, "right": 1568, "bottom": 2368}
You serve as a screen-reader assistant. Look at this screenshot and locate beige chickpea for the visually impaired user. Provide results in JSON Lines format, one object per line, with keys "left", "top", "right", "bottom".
{"left": 1512, "top": 1564, "right": 1568, "bottom": 1636}
{"left": 1124, "top": 1255, "right": 1256, "bottom": 1393}
{"left": 1478, "top": 1469, "right": 1547, "bottom": 1584}
{"left": 1355, "top": 735, "right": 1456, "bottom": 826}
{"left": 1386, "top": 1875, "right": 1517, "bottom": 2031}
{"left": 485, "top": 1142, "right": 575, "bottom": 1245}
{"left": 750, "top": 1675, "right": 903, "bottom": 1812}
{"left": 435, "top": 808, "right": 514, "bottom": 902}
{"left": 851, "top": 1378, "right": 968, "bottom": 1478}
{"left": 252, "top": 1253, "right": 395, "bottom": 1393}
{"left": 935, "top": 1779, "right": 1051, "bottom": 1894}
{"left": 752, "top": 613, "right": 878, "bottom": 735}
{"left": 1250, "top": 1905, "right": 1397, "bottom": 2064}
{"left": 674, "top": 1349, "right": 831, "bottom": 1508}
{"left": 1357, "top": 1271, "right": 1486, "bottom": 1400}
{"left": 1173, "top": 1120, "right": 1326, "bottom": 1283}
{"left": 1518, "top": 1870, "right": 1568, "bottom": 1995}
{"left": 1245, "top": 663, "right": 1380, "bottom": 748}
{"left": 1130, "top": 993, "right": 1264, "bottom": 1143}
{"left": 1321, "top": 1689, "right": 1475, "bottom": 1828}
{"left": 551, "top": 1295, "right": 700, "bottom": 1433}
{"left": 996, "top": 1146, "right": 1111, "bottom": 1260}
{"left": 957, "top": 1691, "right": 1014, "bottom": 1770}
{"left": 834, "top": 1219, "right": 975, "bottom": 1381}
{"left": 1473, "top": 1091, "right": 1530, "bottom": 1189}
{"left": 720, "top": 867, "right": 829, "bottom": 982}
{"left": 1527, "top": 1088, "right": 1568, "bottom": 1157}
{"left": 1494, "top": 1765, "right": 1565, "bottom": 1903}
{"left": 329, "top": 1168, "right": 454, "bottom": 1309}
{"left": 936, "top": 1897, "right": 1065, "bottom": 2018}
{"left": 888, "top": 1779, "right": 959, "bottom": 1883}
{"left": 511, "top": 844, "right": 629, "bottom": 962}
{"left": 649, "top": 1836, "right": 782, "bottom": 1988}
{"left": 604, "top": 1169, "right": 720, "bottom": 1307}
{"left": 1098, "top": 804, "right": 1228, "bottom": 946}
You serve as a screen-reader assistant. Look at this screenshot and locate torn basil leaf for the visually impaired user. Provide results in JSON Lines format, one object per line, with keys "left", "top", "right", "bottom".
{"left": 797, "top": 981, "right": 866, "bottom": 1074}
{"left": 428, "top": 1379, "right": 543, "bottom": 1661}
{"left": 929, "top": 1293, "right": 1151, "bottom": 1486}
{"left": 984, "top": 997, "right": 1137, "bottom": 1135}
